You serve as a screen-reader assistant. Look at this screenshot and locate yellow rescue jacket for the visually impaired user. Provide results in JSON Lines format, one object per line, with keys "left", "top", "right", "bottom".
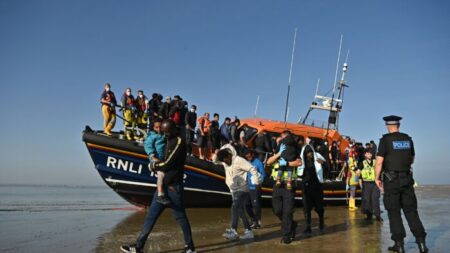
{"left": 361, "top": 159, "right": 376, "bottom": 182}
{"left": 271, "top": 163, "right": 298, "bottom": 181}
{"left": 348, "top": 157, "right": 359, "bottom": 186}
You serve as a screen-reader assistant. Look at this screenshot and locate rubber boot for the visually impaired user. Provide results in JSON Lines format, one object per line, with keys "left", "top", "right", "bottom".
{"left": 387, "top": 241, "right": 405, "bottom": 253}
{"left": 126, "top": 130, "right": 132, "bottom": 140}
{"left": 105, "top": 124, "right": 113, "bottom": 136}
{"left": 416, "top": 238, "right": 429, "bottom": 253}
{"left": 303, "top": 212, "right": 312, "bottom": 234}
{"left": 349, "top": 197, "right": 358, "bottom": 211}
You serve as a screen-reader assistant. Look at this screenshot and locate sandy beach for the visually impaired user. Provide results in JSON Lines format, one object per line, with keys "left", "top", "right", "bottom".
{"left": 1, "top": 185, "right": 449, "bottom": 253}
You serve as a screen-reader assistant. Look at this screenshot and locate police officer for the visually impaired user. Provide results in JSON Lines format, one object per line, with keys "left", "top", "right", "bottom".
{"left": 359, "top": 149, "right": 382, "bottom": 221}
{"left": 375, "top": 115, "right": 428, "bottom": 253}
{"left": 267, "top": 138, "right": 302, "bottom": 244}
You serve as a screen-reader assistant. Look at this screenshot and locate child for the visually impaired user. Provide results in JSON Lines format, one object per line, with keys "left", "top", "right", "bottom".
{"left": 144, "top": 119, "right": 170, "bottom": 205}
{"left": 276, "top": 131, "right": 299, "bottom": 190}
{"left": 345, "top": 154, "right": 360, "bottom": 211}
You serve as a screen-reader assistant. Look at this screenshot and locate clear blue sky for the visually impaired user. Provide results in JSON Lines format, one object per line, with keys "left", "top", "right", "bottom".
{"left": 1, "top": 0, "right": 449, "bottom": 185}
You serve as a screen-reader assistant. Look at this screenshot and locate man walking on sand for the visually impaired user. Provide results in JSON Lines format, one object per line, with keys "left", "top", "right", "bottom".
{"left": 120, "top": 120, "right": 196, "bottom": 253}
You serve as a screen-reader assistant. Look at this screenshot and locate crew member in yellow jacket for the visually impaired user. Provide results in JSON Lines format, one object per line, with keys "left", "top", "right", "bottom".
{"left": 100, "top": 83, "right": 117, "bottom": 136}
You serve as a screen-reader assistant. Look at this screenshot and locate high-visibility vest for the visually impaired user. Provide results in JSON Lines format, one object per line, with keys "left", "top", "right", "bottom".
{"left": 271, "top": 163, "right": 298, "bottom": 181}
{"left": 361, "top": 159, "right": 376, "bottom": 182}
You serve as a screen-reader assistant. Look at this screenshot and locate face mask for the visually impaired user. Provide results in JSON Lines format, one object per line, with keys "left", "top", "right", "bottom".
{"left": 105, "top": 88, "right": 110, "bottom": 92}
{"left": 126, "top": 92, "right": 131, "bottom": 96}
{"left": 190, "top": 109, "right": 195, "bottom": 112}
{"left": 139, "top": 94, "right": 143, "bottom": 98}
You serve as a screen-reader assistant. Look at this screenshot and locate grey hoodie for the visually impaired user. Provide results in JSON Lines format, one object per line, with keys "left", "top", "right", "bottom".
{"left": 214, "top": 144, "right": 261, "bottom": 193}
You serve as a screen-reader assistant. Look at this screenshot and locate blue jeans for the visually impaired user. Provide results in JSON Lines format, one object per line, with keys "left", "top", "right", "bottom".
{"left": 136, "top": 183, "right": 194, "bottom": 249}
{"left": 231, "top": 191, "right": 251, "bottom": 230}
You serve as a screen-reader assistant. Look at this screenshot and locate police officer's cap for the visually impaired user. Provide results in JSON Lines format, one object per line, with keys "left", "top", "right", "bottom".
{"left": 383, "top": 115, "right": 402, "bottom": 125}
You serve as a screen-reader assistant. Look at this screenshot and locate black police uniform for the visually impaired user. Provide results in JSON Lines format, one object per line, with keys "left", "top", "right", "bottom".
{"left": 377, "top": 115, "right": 427, "bottom": 252}
{"left": 272, "top": 181, "right": 297, "bottom": 243}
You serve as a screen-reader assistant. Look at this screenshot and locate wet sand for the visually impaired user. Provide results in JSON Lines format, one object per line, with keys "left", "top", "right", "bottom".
{"left": 1, "top": 185, "right": 449, "bottom": 253}
{"left": 94, "top": 186, "right": 450, "bottom": 253}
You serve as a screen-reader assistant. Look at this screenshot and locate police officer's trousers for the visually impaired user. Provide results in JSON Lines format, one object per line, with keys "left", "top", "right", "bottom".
{"left": 272, "top": 184, "right": 296, "bottom": 240}
{"left": 383, "top": 173, "right": 426, "bottom": 241}
{"left": 302, "top": 182, "right": 324, "bottom": 226}
{"left": 362, "top": 181, "right": 380, "bottom": 217}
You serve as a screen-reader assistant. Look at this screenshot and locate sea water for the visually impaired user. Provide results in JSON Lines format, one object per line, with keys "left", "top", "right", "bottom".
{"left": 0, "top": 185, "right": 135, "bottom": 253}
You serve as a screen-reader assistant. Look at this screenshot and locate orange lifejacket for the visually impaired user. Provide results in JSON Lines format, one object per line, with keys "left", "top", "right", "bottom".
{"left": 122, "top": 94, "right": 135, "bottom": 108}
{"left": 198, "top": 117, "right": 211, "bottom": 133}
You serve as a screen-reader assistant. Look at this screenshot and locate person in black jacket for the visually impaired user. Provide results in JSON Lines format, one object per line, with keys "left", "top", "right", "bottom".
{"left": 253, "top": 131, "right": 272, "bottom": 163}
{"left": 158, "top": 96, "right": 171, "bottom": 119}
{"left": 185, "top": 105, "right": 197, "bottom": 155}
{"left": 120, "top": 120, "right": 196, "bottom": 253}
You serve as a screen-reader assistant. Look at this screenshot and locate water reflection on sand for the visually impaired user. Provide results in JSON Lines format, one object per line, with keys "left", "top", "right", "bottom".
{"left": 94, "top": 186, "right": 450, "bottom": 253}
{"left": 94, "top": 206, "right": 386, "bottom": 252}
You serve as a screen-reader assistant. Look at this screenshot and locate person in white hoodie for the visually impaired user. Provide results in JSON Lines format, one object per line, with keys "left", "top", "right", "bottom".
{"left": 215, "top": 144, "right": 261, "bottom": 240}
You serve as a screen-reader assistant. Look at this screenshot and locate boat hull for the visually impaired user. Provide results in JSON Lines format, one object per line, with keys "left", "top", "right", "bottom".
{"left": 83, "top": 129, "right": 358, "bottom": 207}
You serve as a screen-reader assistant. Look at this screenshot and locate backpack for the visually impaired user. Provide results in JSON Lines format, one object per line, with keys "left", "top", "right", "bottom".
{"left": 173, "top": 111, "right": 181, "bottom": 124}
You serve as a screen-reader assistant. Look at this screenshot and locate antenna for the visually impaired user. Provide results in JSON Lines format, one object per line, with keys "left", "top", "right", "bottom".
{"left": 284, "top": 28, "right": 298, "bottom": 122}
{"left": 315, "top": 78, "right": 320, "bottom": 97}
{"left": 335, "top": 49, "right": 350, "bottom": 130}
{"left": 254, "top": 95, "right": 260, "bottom": 118}
{"left": 345, "top": 49, "right": 350, "bottom": 63}
{"left": 332, "top": 34, "right": 343, "bottom": 95}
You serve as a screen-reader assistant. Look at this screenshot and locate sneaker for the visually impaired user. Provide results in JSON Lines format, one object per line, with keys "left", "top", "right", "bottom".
{"left": 156, "top": 195, "right": 171, "bottom": 205}
{"left": 120, "top": 244, "right": 143, "bottom": 253}
{"left": 240, "top": 229, "right": 254, "bottom": 239}
{"left": 180, "top": 245, "right": 196, "bottom": 253}
{"left": 250, "top": 220, "right": 261, "bottom": 229}
{"left": 222, "top": 228, "right": 232, "bottom": 237}
{"left": 280, "top": 237, "right": 292, "bottom": 244}
{"left": 222, "top": 228, "right": 239, "bottom": 240}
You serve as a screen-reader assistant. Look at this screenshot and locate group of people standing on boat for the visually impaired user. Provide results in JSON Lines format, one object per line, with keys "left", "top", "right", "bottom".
{"left": 100, "top": 83, "right": 191, "bottom": 141}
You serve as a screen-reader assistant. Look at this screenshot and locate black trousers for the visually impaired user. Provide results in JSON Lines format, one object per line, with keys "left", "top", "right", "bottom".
{"left": 362, "top": 181, "right": 381, "bottom": 217}
{"left": 245, "top": 189, "right": 262, "bottom": 222}
{"left": 186, "top": 129, "right": 195, "bottom": 154}
{"left": 383, "top": 173, "right": 427, "bottom": 241}
{"left": 272, "top": 183, "right": 296, "bottom": 239}
{"left": 302, "top": 182, "right": 324, "bottom": 226}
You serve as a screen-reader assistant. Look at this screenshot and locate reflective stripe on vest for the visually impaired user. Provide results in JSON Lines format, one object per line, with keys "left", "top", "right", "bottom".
{"left": 361, "top": 159, "right": 376, "bottom": 181}
{"left": 271, "top": 163, "right": 298, "bottom": 181}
